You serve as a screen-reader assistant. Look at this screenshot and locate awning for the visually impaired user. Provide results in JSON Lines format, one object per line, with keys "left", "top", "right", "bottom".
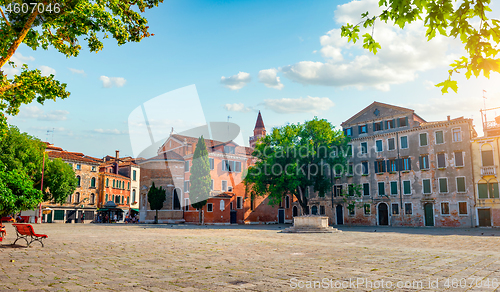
{"left": 97, "top": 208, "right": 108, "bottom": 212}
{"left": 131, "top": 208, "right": 139, "bottom": 212}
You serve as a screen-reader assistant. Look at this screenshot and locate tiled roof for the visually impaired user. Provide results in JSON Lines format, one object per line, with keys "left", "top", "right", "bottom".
{"left": 48, "top": 151, "right": 99, "bottom": 164}
{"left": 141, "top": 151, "right": 185, "bottom": 163}
{"left": 170, "top": 134, "right": 254, "bottom": 156}
{"left": 100, "top": 172, "right": 131, "bottom": 180}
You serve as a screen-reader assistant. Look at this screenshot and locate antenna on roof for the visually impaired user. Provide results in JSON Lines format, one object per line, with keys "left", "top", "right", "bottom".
{"left": 46, "top": 128, "right": 54, "bottom": 144}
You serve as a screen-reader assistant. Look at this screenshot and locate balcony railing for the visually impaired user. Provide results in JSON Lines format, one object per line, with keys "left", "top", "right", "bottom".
{"left": 481, "top": 166, "right": 497, "bottom": 176}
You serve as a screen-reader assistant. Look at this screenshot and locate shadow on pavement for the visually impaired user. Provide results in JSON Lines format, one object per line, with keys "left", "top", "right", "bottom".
{"left": 334, "top": 225, "right": 500, "bottom": 237}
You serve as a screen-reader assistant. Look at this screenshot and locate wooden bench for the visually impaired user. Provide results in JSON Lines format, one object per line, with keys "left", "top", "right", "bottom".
{"left": 12, "top": 224, "right": 48, "bottom": 247}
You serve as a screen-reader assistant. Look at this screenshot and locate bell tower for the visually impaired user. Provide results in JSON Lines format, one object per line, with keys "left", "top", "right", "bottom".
{"left": 249, "top": 111, "right": 266, "bottom": 148}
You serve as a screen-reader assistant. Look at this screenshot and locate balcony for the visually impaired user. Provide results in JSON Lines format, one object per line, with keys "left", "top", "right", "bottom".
{"left": 481, "top": 166, "right": 497, "bottom": 176}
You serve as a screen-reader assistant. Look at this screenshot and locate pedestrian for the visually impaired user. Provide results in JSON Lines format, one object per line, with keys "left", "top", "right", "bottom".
{"left": 81, "top": 213, "right": 85, "bottom": 224}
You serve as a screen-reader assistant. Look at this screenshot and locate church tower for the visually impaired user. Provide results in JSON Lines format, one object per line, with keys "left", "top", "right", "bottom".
{"left": 249, "top": 111, "right": 266, "bottom": 148}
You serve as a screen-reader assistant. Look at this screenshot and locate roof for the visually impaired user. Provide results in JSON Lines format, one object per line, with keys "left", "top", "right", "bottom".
{"left": 254, "top": 111, "right": 265, "bottom": 129}
{"left": 100, "top": 172, "right": 131, "bottom": 180}
{"left": 341, "top": 101, "right": 417, "bottom": 126}
{"left": 140, "top": 151, "right": 185, "bottom": 163}
{"left": 48, "top": 151, "right": 99, "bottom": 164}
{"left": 171, "top": 134, "right": 228, "bottom": 148}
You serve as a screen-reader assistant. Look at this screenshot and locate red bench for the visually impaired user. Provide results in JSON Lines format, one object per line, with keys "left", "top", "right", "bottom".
{"left": 12, "top": 224, "right": 48, "bottom": 247}
{"left": 0, "top": 222, "right": 5, "bottom": 242}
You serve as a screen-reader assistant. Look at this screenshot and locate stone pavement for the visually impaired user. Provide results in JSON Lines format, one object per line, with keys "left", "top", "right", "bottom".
{"left": 1, "top": 224, "right": 500, "bottom": 291}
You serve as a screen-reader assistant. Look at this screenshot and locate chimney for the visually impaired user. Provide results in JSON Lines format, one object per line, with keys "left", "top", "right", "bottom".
{"left": 447, "top": 115, "right": 450, "bottom": 121}
{"left": 115, "top": 150, "right": 120, "bottom": 160}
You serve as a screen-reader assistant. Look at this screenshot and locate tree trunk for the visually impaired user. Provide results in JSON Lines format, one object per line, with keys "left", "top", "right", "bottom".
{"left": 295, "top": 187, "right": 309, "bottom": 215}
{"left": 155, "top": 210, "right": 158, "bottom": 224}
{"left": 198, "top": 208, "right": 203, "bottom": 225}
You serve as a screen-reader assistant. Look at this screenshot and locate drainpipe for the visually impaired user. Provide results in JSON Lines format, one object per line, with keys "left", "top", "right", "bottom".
{"left": 470, "top": 137, "right": 476, "bottom": 228}
{"left": 397, "top": 131, "right": 402, "bottom": 227}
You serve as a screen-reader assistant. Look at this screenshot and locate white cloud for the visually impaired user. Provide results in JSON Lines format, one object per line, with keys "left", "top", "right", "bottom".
{"left": 258, "top": 68, "right": 284, "bottom": 90}
{"left": 423, "top": 80, "right": 435, "bottom": 90}
{"left": 18, "top": 106, "right": 69, "bottom": 121}
{"left": 69, "top": 68, "right": 86, "bottom": 75}
{"left": 100, "top": 76, "right": 127, "bottom": 88}
{"left": 223, "top": 103, "right": 253, "bottom": 112}
{"left": 262, "top": 96, "right": 335, "bottom": 114}
{"left": 94, "top": 129, "right": 127, "bottom": 135}
{"left": 220, "top": 72, "right": 251, "bottom": 90}
{"left": 3, "top": 53, "right": 35, "bottom": 76}
{"left": 39, "top": 65, "right": 56, "bottom": 77}
{"left": 280, "top": 0, "right": 461, "bottom": 91}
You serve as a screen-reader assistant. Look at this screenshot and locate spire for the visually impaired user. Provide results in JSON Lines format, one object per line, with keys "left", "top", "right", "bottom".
{"left": 254, "top": 111, "right": 265, "bottom": 129}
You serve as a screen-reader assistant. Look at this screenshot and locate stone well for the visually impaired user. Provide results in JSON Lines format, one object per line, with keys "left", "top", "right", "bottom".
{"left": 282, "top": 215, "right": 341, "bottom": 233}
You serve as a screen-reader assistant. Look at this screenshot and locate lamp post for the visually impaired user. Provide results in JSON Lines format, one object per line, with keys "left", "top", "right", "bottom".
{"left": 38, "top": 152, "right": 46, "bottom": 224}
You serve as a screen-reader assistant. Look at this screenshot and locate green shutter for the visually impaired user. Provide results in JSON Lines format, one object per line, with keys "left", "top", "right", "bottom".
{"left": 403, "top": 181, "right": 411, "bottom": 194}
{"left": 478, "top": 184, "right": 488, "bottom": 198}
{"left": 378, "top": 182, "right": 385, "bottom": 196}
{"left": 391, "top": 181, "right": 398, "bottom": 195}
{"left": 54, "top": 210, "right": 65, "bottom": 220}
{"left": 439, "top": 178, "right": 448, "bottom": 193}
{"left": 423, "top": 179, "right": 431, "bottom": 194}
{"left": 457, "top": 177, "right": 466, "bottom": 192}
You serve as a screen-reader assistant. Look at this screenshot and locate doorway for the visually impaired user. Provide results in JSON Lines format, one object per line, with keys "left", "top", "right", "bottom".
{"left": 278, "top": 209, "right": 285, "bottom": 224}
{"left": 292, "top": 206, "right": 298, "bottom": 217}
{"left": 336, "top": 205, "right": 343, "bottom": 225}
{"left": 424, "top": 203, "right": 434, "bottom": 226}
{"left": 378, "top": 203, "right": 389, "bottom": 225}
{"left": 230, "top": 210, "right": 237, "bottom": 224}
{"left": 478, "top": 209, "right": 492, "bottom": 226}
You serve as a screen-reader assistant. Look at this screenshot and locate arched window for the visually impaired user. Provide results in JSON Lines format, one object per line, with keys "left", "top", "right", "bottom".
{"left": 77, "top": 176, "right": 81, "bottom": 187}
{"left": 132, "top": 189, "right": 136, "bottom": 203}
{"left": 121, "top": 196, "right": 124, "bottom": 204}
{"left": 91, "top": 177, "right": 96, "bottom": 188}
{"left": 285, "top": 195, "right": 290, "bottom": 209}
{"left": 75, "top": 192, "right": 80, "bottom": 203}
{"left": 292, "top": 206, "right": 298, "bottom": 217}
{"left": 113, "top": 180, "right": 115, "bottom": 188}
{"left": 220, "top": 200, "right": 225, "bottom": 211}
{"left": 90, "top": 193, "right": 95, "bottom": 204}
{"left": 311, "top": 205, "right": 318, "bottom": 215}
{"left": 67, "top": 194, "right": 72, "bottom": 203}
{"left": 106, "top": 178, "right": 109, "bottom": 187}
{"left": 105, "top": 194, "right": 108, "bottom": 202}
{"left": 173, "top": 189, "right": 181, "bottom": 210}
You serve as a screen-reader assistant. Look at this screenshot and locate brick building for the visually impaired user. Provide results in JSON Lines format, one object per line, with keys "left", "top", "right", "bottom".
{"left": 42, "top": 145, "right": 101, "bottom": 223}
{"left": 306, "top": 102, "right": 477, "bottom": 227}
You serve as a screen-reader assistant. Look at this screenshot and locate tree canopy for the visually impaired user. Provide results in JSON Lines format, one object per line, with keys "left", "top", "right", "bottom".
{"left": 0, "top": 0, "right": 163, "bottom": 136}
{"left": 189, "top": 136, "right": 211, "bottom": 222}
{"left": 43, "top": 157, "right": 77, "bottom": 204}
{"left": 244, "top": 118, "right": 350, "bottom": 214}
{"left": 340, "top": 0, "right": 500, "bottom": 94}
{"left": 147, "top": 182, "right": 165, "bottom": 223}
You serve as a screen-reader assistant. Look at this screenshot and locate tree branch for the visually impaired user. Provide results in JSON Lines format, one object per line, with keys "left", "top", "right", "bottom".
{"left": 0, "top": 7, "right": 11, "bottom": 27}
{"left": 0, "top": 10, "right": 39, "bottom": 69}
{"left": 0, "top": 82, "right": 22, "bottom": 93}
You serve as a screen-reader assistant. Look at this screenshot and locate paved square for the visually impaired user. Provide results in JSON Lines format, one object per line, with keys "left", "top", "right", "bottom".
{"left": 2, "top": 224, "right": 500, "bottom": 291}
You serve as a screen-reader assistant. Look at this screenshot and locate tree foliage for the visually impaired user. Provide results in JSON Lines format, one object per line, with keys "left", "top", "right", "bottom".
{"left": 43, "top": 157, "right": 77, "bottom": 204}
{"left": 244, "top": 118, "right": 350, "bottom": 214}
{"left": 147, "top": 181, "right": 165, "bottom": 224}
{"left": 0, "top": 0, "right": 163, "bottom": 136}
{"left": 340, "top": 0, "right": 500, "bottom": 94}
{"left": 189, "top": 136, "right": 211, "bottom": 221}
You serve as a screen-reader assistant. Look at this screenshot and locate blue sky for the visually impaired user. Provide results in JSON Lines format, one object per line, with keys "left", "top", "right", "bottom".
{"left": 6, "top": 0, "right": 500, "bottom": 158}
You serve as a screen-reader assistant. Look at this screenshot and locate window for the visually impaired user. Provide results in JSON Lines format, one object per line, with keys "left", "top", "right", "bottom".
{"left": 419, "top": 133, "right": 428, "bottom": 146}
{"left": 400, "top": 136, "right": 408, "bottom": 149}
{"left": 348, "top": 207, "right": 355, "bottom": 216}
{"left": 458, "top": 202, "right": 468, "bottom": 215}
{"left": 344, "top": 128, "right": 352, "bottom": 136}
{"left": 375, "top": 160, "right": 385, "bottom": 173}
{"left": 363, "top": 183, "right": 370, "bottom": 196}
{"left": 333, "top": 185, "right": 343, "bottom": 197}
{"left": 362, "top": 161, "right": 369, "bottom": 175}
{"left": 90, "top": 193, "right": 95, "bottom": 204}
{"left": 348, "top": 184, "right": 354, "bottom": 196}
{"left": 364, "top": 204, "right": 371, "bottom": 215}
{"left": 421, "top": 179, "right": 431, "bottom": 194}
{"left": 224, "top": 145, "right": 236, "bottom": 154}
{"left": 77, "top": 176, "right": 81, "bottom": 187}
{"left": 234, "top": 161, "right": 242, "bottom": 172}
{"left": 376, "top": 140, "right": 383, "bottom": 152}
{"left": 184, "top": 161, "right": 190, "bottom": 172}
{"left": 360, "top": 142, "right": 368, "bottom": 154}
{"left": 237, "top": 197, "right": 243, "bottom": 209}
{"left": 388, "top": 159, "right": 398, "bottom": 172}
{"left": 403, "top": 180, "right": 411, "bottom": 195}
{"left": 388, "top": 138, "right": 395, "bottom": 150}
{"left": 127, "top": 196, "right": 130, "bottom": 205}
{"left": 106, "top": 178, "right": 109, "bottom": 187}
{"left": 222, "top": 180, "right": 228, "bottom": 192}
{"left": 359, "top": 124, "right": 367, "bottom": 134}
{"left": 452, "top": 128, "right": 462, "bottom": 142}
{"left": 478, "top": 183, "right": 488, "bottom": 199}
{"left": 482, "top": 150, "right": 494, "bottom": 166}
{"left": 441, "top": 202, "right": 450, "bottom": 215}
{"left": 386, "top": 119, "right": 395, "bottom": 129}
{"left": 113, "top": 179, "right": 115, "bottom": 188}
{"left": 398, "top": 117, "right": 408, "bottom": 127}
{"left": 76, "top": 164, "right": 81, "bottom": 170}
{"left": 438, "top": 178, "right": 448, "bottom": 193}
{"left": 219, "top": 200, "right": 225, "bottom": 211}
{"left": 133, "top": 170, "right": 137, "bottom": 181}
{"left": 67, "top": 194, "right": 72, "bottom": 203}
{"left": 405, "top": 203, "right": 412, "bottom": 215}
{"left": 437, "top": 153, "right": 446, "bottom": 168}
{"left": 209, "top": 158, "right": 214, "bottom": 170}
{"left": 127, "top": 182, "right": 130, "bottom": 190}
{"left": 105, "top": 194, "right": 108, "bottom": 202}
{"left": 435, "top": 131, "right": 444, "bottom": 144}
{"left": 207, "top": 203, "right": 213, "bottom": 212}
{"left": 320, "top": 205, "right": 326, "bottom": 215}
{"left": 489, "top": 182, "right": 500, "bottom": 198}
{"left": 402, "top": 157, "right": 411, "bottom": 171}
{"left": 420, "top": 155, "right": 430, "bottom": 170}
{"left": 54, "top": 210, "right": 65, "bottom": 220}
{"left": 132, "top": 189, "right": 136, "bottom": 203}
{"left": 210, "top": 180, "right": 214, "bottom": 190}
{"left": 91, "top": 177, "right": 96, "bottom": 188}
{"left": 91, "top": 166, "right": 97, "bottom": 172}
{"left": 347, "top": 163, "right": 353, "bottom": 176}
{"left": 185, "top": 198, "right": 190, "bottom": 211}
{"left": 285, "top": 195, "right": 290, "bottom": 209}
{"left": 121, "top": 196, "right": 124, "bottom": 204}
{"left": 184, "top": 181, "right": 190, "bottom": 192}
{"left": 75, "top": 193, "right": 80, "bottom": 203}
{"left": 453, "top": 177, "right": 466, "bottom": 193}
{"left": 390, "top": 181, "right": 398, "bottom": 195}
{"left": 392, "top": 203, "right": 399, "bottom": 215}
{"left": 378, "top": 182, "right": 385, "bottom": 196}
{"left": 374, "top": 121, "right": 383, "bottom": 131}
{"left": 222, "top": 160, "right": 241, "bottom": 172}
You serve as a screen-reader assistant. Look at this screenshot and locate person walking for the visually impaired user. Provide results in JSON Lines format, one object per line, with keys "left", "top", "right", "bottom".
{"left": 81, "top": 212, "right": 85, "bottom": 224}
